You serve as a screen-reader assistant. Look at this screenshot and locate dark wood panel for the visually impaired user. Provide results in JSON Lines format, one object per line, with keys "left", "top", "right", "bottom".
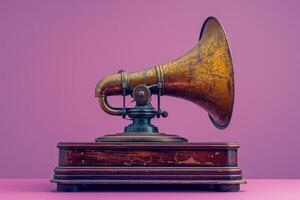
{"left": 59, "top": 149, "right": 237, "bottom": 167}
{"left": 54, "top": 174, "right": 242, "bottom": 181}
{"left": 54, "top": 166, "right": 242, "bottom": 175}
{"left": 57, "top": 142, "right": 240, "bottom": 150}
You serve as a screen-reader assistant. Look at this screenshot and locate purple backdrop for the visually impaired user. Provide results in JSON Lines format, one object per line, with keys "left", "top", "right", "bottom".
{"left": 0, "top": 0, "right": 299, "bottom": 179}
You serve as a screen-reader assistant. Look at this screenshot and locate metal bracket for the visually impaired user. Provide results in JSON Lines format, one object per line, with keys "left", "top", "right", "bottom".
{"left": 118, "top": 70, "right": 129, "bottom": 118}
{"left": 155, "top": 66, "right": 167, "bottom": 118}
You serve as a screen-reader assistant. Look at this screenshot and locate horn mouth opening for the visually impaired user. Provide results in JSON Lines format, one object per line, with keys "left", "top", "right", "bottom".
{"left": 200, "top": 17, "right": 234, "bottom": 130}
{"left": 208, "top": 114, "right": 229, "bottom": 130}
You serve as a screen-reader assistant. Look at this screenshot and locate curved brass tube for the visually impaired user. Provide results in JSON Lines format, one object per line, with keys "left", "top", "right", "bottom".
{"left": 95, "top": 74, "right": 123, "bottom": 116}
{"left": 99, "top": 95, "right": 123, "bottom": 116}
{"left": 95, "top": 67, "right": 160, "bottom": 116}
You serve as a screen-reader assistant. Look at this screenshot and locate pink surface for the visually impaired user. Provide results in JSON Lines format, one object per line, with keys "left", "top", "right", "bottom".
{"left": 1, "top": 0, "right": 300, "bottom": 179}
{"left": 0, "top": 179, "right": 299, "bottom": 200}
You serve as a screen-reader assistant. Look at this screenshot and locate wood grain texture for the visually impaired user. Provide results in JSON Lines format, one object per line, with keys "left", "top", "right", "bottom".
{"left": 52, "top": 142, "right": 245, "bottom": 191}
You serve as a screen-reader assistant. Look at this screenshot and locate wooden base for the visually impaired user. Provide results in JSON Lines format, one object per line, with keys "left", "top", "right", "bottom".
{"left": 51, "top": 142, "right": 245, "bottom": 191}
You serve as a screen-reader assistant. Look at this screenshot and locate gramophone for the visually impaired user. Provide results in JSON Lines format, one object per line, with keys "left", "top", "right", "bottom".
{"left": 51, "top": 17, "right": 245, "bottom": 191}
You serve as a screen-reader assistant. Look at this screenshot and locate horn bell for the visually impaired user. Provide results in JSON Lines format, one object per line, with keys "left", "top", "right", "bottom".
{"left": 161, "top": 17, "right": 234, "bottom": 129}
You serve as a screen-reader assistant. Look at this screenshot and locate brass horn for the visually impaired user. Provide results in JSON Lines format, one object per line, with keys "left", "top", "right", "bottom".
{"left": 95, "top": 17, "right": 234, "bottom": 130}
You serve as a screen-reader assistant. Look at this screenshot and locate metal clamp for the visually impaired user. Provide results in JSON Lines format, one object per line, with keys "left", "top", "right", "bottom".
{"left": 118, "top": 70, "right": 129, "bottom": 118}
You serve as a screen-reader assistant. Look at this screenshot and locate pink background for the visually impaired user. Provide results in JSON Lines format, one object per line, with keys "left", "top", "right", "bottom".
{"left": 1, "top": 179, "right": 300, "bottom": 200}
{"left": 0, "top": 0, "right": 299, "bottom": 179}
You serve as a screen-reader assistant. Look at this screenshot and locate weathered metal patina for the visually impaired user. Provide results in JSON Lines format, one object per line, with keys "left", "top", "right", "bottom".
{"left": 95, "top": 17, "right": 234, "bottom": 131}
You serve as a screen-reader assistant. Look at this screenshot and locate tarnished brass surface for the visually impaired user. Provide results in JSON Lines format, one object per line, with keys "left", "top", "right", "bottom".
{"left": 95, "top": 17, "right": 234, "bottom": 129}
